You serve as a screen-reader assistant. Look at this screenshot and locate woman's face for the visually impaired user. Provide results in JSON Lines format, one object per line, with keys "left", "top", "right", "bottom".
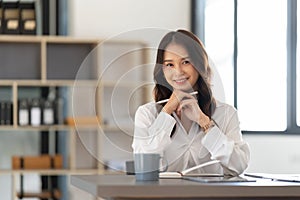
{"left": 162, "top": 43, "right": 199, "bottom": 92}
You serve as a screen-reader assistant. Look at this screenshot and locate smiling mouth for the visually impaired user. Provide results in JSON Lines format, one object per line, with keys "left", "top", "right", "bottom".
{"left": 174, "top": 78, "right": 188, "bottom": 83}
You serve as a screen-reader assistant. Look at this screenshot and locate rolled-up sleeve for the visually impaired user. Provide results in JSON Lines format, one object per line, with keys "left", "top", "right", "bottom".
{"left": 201, "top": 107, "right": 250, "bottom": 176}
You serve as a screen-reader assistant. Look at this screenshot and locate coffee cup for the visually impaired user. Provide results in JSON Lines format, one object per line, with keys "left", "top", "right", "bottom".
{"left": 134, "top": 153, "right": 167, "bottom": 181}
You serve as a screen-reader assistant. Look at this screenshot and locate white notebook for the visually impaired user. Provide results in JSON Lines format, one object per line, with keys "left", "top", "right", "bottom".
{"left": 159, "top": 160, "right": 222, "bottom": 179}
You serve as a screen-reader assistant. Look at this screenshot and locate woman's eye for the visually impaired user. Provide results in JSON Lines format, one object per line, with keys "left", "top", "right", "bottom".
{"left": 164, "top": 63, "right": 174, "bottom": 67}
{"left": 182, "top": 60, "right": 190, "bottom": 65}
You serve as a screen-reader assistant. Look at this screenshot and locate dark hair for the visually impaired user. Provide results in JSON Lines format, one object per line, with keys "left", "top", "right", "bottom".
{"left": 153, "top": 29, "right": 216, "bottom": 118}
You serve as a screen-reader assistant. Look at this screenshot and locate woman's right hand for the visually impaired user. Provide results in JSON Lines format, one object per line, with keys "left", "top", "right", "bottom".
{"left": 162, "top": 90, "right": 188, "bottom": 114}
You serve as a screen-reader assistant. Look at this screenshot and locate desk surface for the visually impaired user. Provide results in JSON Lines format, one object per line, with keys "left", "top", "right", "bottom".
{"left": 71, "top": 174, "right": 300, "bottom": 199}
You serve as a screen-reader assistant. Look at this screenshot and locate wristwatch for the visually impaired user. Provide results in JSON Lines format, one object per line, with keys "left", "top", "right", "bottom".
{"left": 203, "top": 120, "right": 215, "bottom": 133}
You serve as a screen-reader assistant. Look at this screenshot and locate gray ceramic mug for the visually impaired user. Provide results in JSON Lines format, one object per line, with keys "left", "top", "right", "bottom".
{"left": 134, "top": 153, "right": 168, "bottom": 181}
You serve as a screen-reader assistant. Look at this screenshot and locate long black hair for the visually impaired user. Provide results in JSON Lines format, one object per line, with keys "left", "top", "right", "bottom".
{"left": 153, "top": 29, "right": 216, "bottom": 118}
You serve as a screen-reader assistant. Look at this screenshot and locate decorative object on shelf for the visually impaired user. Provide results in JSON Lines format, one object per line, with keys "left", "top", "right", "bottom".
{"left": 0, "top": 0, "right": 3, "bottom": 34}
{"left": 0, "top": 101, "right": 4, "bottom": 124}
{"left": 18, "top": 99, "right": 29, "bottom": 126}
{"left": 0, "top": 100, "right": 13, "bottom": 125}
{"left": 2, "top": 1, "right": 19, "bottom": 34}
{"left": 12, "top": 154, "right": 63, "bottom": 169}
{"left": 0, "top": 0, "right": 51, "bottom": 35}
{"left": 19, "top": 1, "right": 36, "bottom": 34}
{"left": 30, "top": 98, "right": 41, "bottom": 126}
{"left": 54, "top": 97, "right": 64, "bottom": 125}
{"left": 43, "top": 99, "right": 54, "bottom": 125}
{"left": 18, "top": 97, "right": 65, "bottom": 126}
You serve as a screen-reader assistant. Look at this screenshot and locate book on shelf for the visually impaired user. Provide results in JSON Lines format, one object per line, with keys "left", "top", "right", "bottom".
{"left": 159, "top": 160, "right": 222, "bottom": 179}
{"left": 12, "top": 154, "right": 63, "bottom": 170}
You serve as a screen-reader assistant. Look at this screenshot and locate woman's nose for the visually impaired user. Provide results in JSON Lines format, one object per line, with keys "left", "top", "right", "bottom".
{"left": 174, "top": 64, "right": 184, "bottom": 74}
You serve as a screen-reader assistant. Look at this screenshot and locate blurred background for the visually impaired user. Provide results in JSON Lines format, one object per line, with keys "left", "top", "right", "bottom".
{"left": 0, "top": 0, "right": 300, "bottom": 199}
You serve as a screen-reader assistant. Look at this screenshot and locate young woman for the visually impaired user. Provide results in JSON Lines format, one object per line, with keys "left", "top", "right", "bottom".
{"left": 132, "top": 29, "right": 250, "bottom": 176}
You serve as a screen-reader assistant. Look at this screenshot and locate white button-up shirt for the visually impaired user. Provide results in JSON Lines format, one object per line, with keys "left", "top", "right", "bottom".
{"left": 132, "top": 101, "right": 250, "bottom": 176}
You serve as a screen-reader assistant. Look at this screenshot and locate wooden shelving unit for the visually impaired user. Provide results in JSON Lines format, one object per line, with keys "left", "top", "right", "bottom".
{"left": 0, "top": 35, "right": 150, "bottom": 200}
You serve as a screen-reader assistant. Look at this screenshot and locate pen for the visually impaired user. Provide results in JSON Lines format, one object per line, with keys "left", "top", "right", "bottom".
{"left": 244, "top": 173, "right": 266, "bottom": 179}
{"left": 156, "top": 91, "right": 198, "bottom": 104}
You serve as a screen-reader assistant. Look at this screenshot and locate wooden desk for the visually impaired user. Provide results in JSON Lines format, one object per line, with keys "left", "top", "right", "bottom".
{"left": 71, "top": 174, "right": 300, "bottom": 199}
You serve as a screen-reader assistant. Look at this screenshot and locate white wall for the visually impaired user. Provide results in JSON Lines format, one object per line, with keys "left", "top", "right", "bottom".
{"left": 68, "top": 0, "right": 300, "bottom": 174}
{"left": 68, "top": 0, "right": 191, "bottom": 38}
{"left": 244, "top": 134, "right": 300, "bottom": 174}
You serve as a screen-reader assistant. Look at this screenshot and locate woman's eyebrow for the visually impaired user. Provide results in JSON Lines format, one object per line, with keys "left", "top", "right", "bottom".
{"left": 163, "top": 56, "right": 190, "bottom": 63}
{"left": 163, "top": 59, "right": 173, "bottom": 63}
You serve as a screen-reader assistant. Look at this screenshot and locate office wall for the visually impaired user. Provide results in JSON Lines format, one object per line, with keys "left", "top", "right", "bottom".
{"left": 68, "top": 0, "right": 300, "bottom": 174}
{"left": 68, "top": 0, "right": 191, "bottom": 38}
{"left": 245, "top": 135, "right": 300, "bottom": 173}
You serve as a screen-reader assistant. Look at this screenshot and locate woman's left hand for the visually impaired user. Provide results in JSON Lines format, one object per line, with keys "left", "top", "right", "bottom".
{"left": 177, "top": 97, "right": 200, "bottom": 123}
{"left": 178, "top": 96, "right": 210, "bottom": 128}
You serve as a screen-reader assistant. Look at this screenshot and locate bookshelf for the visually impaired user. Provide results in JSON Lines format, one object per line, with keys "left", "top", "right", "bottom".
{"left": 0, "top": 35, "right": 150, "bottom": 200}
